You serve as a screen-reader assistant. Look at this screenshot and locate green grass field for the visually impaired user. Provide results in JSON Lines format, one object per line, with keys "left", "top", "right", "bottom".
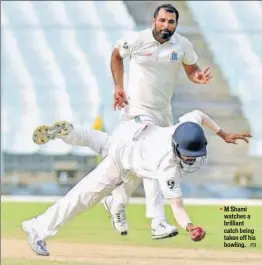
{"left": 1, "top": 202, "right": 262, "bottom": 265}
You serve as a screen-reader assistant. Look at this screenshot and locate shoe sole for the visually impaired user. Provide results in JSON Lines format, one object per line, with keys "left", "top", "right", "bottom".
{"left": 32, "top": 121, "right": 71, "bottom": 145}
{"left": 152, "top": 230, "right": 179, "bottom": 240}
{"left": 103, "top": 198, "right": 128, "bottom": 236}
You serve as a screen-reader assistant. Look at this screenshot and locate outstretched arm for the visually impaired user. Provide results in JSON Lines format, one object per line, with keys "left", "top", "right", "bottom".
{"left": 158, "top": 163, "right": 206, "bottom": 241}
{"left": 169, "top": 196, "right": 191, "bottom": 229}
{"left": 199, "top": 111, "right": 252, "bottom": 143}
{"left": 169, "top": 197, "right": 206, "bottom": 242}
{"left": 179, "top": 110, "right": 252, "bottom": 143}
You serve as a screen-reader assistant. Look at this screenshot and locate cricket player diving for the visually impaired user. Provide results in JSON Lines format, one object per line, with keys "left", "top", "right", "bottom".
{"left": 98, "top": 3, "right": 213, "bottom": 238}
{"left": 23, "top": 110, "right": 251, "bottom": 256}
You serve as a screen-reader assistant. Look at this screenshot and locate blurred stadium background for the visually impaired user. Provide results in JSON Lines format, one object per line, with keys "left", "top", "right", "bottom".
{"left": 1, "top": 1, "right": 262, "bottom": 199}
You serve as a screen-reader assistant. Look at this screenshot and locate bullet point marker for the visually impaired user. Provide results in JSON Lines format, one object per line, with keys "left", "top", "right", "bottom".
{"left": 220, "top": 207, "right": 223, "bottom": 211}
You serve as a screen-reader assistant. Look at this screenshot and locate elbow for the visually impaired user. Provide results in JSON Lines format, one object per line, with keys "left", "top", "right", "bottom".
{"left": 111, "top": 48, "right": 123, "bottom": 62}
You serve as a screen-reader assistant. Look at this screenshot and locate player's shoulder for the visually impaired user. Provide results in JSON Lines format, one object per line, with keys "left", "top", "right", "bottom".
{"left": 127, "top": 28, "right": 153, "bottom": 44}
{"left": 124, "top": 30, "right": 140, "bottom": 39}
{"left": 138, "top": 28, "right": 153, "bottom": 38}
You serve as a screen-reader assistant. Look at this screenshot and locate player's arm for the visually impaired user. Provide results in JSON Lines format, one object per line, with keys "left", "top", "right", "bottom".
{"left": 169, "top": 196, "right": 192, "bottom": 230}
{"left": 111, "top": 32, "right": 138, "bottom": 110}
{"left": 179, "top": 110, "right": 252, "bottom": 143}
{"left": 158, "top": 163, "right": 205, "bottom": 241}
{"left": 181, "top": 37, "right": 212, "bottom": 84}
{"left": 169, "top": 197, "right": 205, "bottom": 241}
{"left": 111, "top": 48, "right": 127, "bottom": 110}
{"left": 158, "top": 166, "right": 193, "bottom": 231}
{"left": 111, "top": 48, "right": 124, "bottom": 92}
{"left": 183, "top": 64, "right": 212, "bottom": 84}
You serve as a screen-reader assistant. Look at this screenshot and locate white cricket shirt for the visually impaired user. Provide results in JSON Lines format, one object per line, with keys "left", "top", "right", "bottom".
{"left": 110, "top": 110, "right": 221, "bottom": 198}
{"left": 115, "top": 28, "right": 198, "bottom": 116}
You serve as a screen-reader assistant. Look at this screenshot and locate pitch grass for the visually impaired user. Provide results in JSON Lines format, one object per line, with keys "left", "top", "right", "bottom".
{"left": 1, "top": 202, "right": 262, "bottom": 265}
{"left": 2, "top": 202, "right": 262, "bottom": 248}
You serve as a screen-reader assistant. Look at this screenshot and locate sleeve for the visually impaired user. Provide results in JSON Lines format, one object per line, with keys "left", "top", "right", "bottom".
{"left": 181, "top": 36, "right": 198, "bottom": 65}
{"left": 114, "top": 31, "right": 139, "bottom": 59}
{"left": 178, "top": 110, "right": 221, "bottom": 133}
{"left": 158, "top": 156, "right": 182, "bottom": 199}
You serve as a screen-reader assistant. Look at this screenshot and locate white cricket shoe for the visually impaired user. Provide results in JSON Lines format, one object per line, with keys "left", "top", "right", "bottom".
{"left": 32, "top": 120, "right": 72, "bottom": 145}
{"left": 152, "top": 221, "right": 179, "bottom": 240}
{"left": 22, "top": 219, "right": 49, "bottom": 256}
{"left": 103, "top": 196, "right": 128, "bottom": 236}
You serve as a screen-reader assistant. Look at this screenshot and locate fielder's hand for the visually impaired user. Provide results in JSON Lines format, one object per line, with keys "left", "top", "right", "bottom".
{"left": 187, "top": 224, "right": 206, "bottom": 242}
{"left": 223, "top": 132, "right": 252, "bottom": 144}
{"left": 217, "top": 130, "right": 252, "bottom": 144}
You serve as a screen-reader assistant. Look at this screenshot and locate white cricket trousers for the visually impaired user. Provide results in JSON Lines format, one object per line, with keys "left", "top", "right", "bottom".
{"left": 32, "top": 157, "right": 122, "bottom": 240}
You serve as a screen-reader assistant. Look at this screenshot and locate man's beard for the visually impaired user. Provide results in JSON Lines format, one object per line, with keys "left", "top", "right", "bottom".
{"left": 153, "top": 27, "right": 175, "bottom": 41}
{"left": 160, "top": 29, "right": 173, "bottom": 40}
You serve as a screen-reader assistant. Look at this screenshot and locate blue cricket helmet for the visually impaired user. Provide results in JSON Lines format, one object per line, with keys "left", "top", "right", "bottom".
{"left": 172, "top": 122, "right": 207, "bottom": 157}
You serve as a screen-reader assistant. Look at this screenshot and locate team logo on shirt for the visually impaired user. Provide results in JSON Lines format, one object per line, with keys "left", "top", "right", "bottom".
{"left": 123, "top": 42, "right": 129, "bottom": 49}
{"left": 170, "top": 50, "right": 178, "bottom": 61}
{"left": 167, "top": 179, "right": 175, "bottom": 190}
